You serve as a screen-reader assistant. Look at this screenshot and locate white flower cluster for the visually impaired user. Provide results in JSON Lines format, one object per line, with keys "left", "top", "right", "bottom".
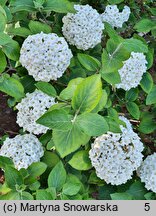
{"left": 0, "top": 134, "right": 44, "bottom": 170}
{"left": 116, "top": 52, "right": 147, "bottom": 91}
{"left": 101, "top": 5, "right": 130, "bottom": 28}
{"left": 89, "top": 116, "right": 144, "bottom": 185}
{"left": 20, "top": 32, "right": 73, "bottom": 82}
{"left": 16, "top": 90, "right": 56, "bottom": 135}
{"left": 62, "top": 4, "right": 104, "bottom": 50}
{"left": 138, "top": 153, "right": 156, "bottom": 193}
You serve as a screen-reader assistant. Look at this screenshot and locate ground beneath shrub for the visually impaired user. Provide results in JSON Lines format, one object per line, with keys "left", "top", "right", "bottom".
{"left": 0, "top": 92, "right": 19, "bottom": 138}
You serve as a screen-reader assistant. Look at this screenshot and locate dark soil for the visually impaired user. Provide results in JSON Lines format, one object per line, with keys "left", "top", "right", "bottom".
{"left": 0, "top": 92, "right": 19, "bottom": 138}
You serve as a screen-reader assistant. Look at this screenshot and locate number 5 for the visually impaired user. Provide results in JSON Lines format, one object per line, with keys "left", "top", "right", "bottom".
{"left": 144, "top": 203, "right": 150, "bottom": 211}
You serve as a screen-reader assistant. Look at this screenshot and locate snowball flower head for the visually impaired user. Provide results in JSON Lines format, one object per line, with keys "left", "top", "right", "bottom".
{"left": 101, "top": 5, "right": 130, "bottom": 28}
{"left": 89, "top": 116, "right": 144, "bottom": 185}
{"left": 20, "top": 32, "right": 73, "bottom": 82}
{"left": 116, "top": 52, "right": 147, "bottom": 91}
{"left": 138, "top": 153, "right": 156, "bottom": 193}
{"left": 16, "top": 90, "right": 56, "bottom": 135}
{"left": 62, "top": 4, "right": 104, "bottom": 50}
{"left": 0, "top": 134, "right": 44, "bottom": 170}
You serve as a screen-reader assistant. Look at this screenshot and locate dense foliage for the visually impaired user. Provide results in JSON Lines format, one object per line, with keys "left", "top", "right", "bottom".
{"left": 0, "top": 0, "right": 156, "bottom": 200}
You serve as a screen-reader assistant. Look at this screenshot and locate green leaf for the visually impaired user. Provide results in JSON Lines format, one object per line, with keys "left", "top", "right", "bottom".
{"left": 111, "top": 192, "right": 133, "bottom": 200}
{"left": 10, "top": 0, "right": 36, "bottom": 13}
{"left": 63, "top": 182, "right": 81, "bottom": 196}
{"left": 126, "top": 181, "right": 147, "bottom": 200}
{"left": 28, "top": 20, "right": 52, "bottom": 34}
{"left": 0, "top": 10, "right": 6, "bottom": 32}
{"left": 53, "top": 124, "right": 90, "bottom": 158}
{"left": 0, "top": 191, "right": 20, "bottom": 200}
{"left": 5, "top": 166, "right": 24, "bottom": 190}
{"left": 139, "top": 113, "right": 156, "bottom": 134}
{"left": 59, "top": 77, "right": 84, "bottom": 100}
{"left": 0, "top": 33, "right": 20, "bottom": 60}
{"left": 123, "top": 38, "right": 148, "bottom": 53}
{"left": 36, "top": 188, "right": 56, "bottom": 200}
{"left": 146, "top": 48, "right": 154, "bottom": 69}
{"left": 35, "top": 81, "right": 57, "bottom": 97}
{"left": 140, "top": 72, "right": 153, "bottom": 94}
{"left": 105, "top": 117, "right": 121, "bottom": 133}
{"left": 69, "top": 150, "right": 92, "bottom": 171}
{"left": 20, "top": 192, "right": 34, "bottom": 200}
{"left": 72, "top": 74, "right": 102, "bottom": 113}
{"left": 48, "top": 161, "right": 66, "bottom": 191}
{"left": 41, "top": 151, "right": 60, "bottom": 169}
{"left": 108, "top": 0, "right": 124, "bottom": 3}
{"left": 76, "top": 113, "right": 109, "bottom": 136}
{"left": 100, "top": 49, "right": 122, "bottom": 84}
{"left": 0, "top": 49, "right": 7, "bottom": 73}
{"left": 37, "top": 109, "right": 72, "bottom": 131}
{"left": 126, "top": 102, "right": 140, "bottom": 120}
{"left": 44, "top": 0, "right": 75, "bottom": 13}
{"left": 125, "top": 88, "right": 138, "bottom": 102}
{"left": 24, "top": 162, "right": 47, "bottom": 184}
{"left": 77, "top": 53, "right": 101, "bottom": 71}
{"left": 134, "top": 19, "right": 156, "bottom": 33}
{"left": 0, "top": 156, "right": 14, "bottom": 169}
{"left": 7, "top": 27, "right": 32, "bottom": 37}
{"left": 91, "top": 89, "right": 108, "bottom": 113}
{"left": 0, "top": 75, "right": 25, "bottom": 100}
{"left": 146, "top": 86, "right": 156, "bottom": 105}
{"left": 150, "top": 8, "right": 156, "bottom": 16}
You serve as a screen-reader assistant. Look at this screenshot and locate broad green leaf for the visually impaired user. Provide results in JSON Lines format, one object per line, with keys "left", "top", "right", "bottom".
{"left": 76, "top": 113, "right": 109, "bottom": 136}
{"left": 88, "top": 171, "right": 104, "bottom": 185}
{"left": 134, "top": 19, "right": 156, "bottom": 33}
{"left": 0, "top": 156, "right": 14, "bottom": 169}
{"left": 140, "top": 72, "right": 153, "bottom": 94}
{"left": 99, "top": 184, "right": 116, "bottom": 200}
{"left": 91, "top": 89, "right": 108, "bottom": 113}
{"left": 36, "top": 188, "right": 56, "bottom": 200}
{"left": 0, "top": 10, "right": 6, "bottom": 32}
{"left": 35, "top": 81, "right": 57, "bottom": 97}
{"left": 0, "top": 33, "right": 20, "bottom": 60}
{"left": 63, "top": 182, "right": 81, "bottom": 196}
{"left": 24, "top": 162, "right": 47, "bottom": 184}
{"left": 144, "top": 192, "right": 156, "bottom": 200}
{"left": 0, "top": 191, "right": 20, "bottom": 200}
{"left": 150, "top": 8, "right": 156, "bottom": 16}
{"left": 10, "top": 0, "right": 36, "bottom": 13}
{"left": 53, "top": 124, "right": 90, "bottom": 158}
{"left": 69, "top": 150, "right": 92, "bottom": 171}
{"left": 139, "top": 112, "right": 156, "bottom": 134}
{"left": 100, "top": 49, "right": 122, "bottom": 84}
{"left": 0, "top": 49, "right": 7, "bottom": 73}
{"left": 20, "top": 75, "right": 36, "bottom": 94}
{"left": 125, "top": 88, "right": 138, "bottom": 102}
{"left": 77, "top": 53, "right": 101, "bottom": 71}
{"left": 126, "top": 102, "right": 140, "bottom": 120}
{"left": 107, "top": 108, "right": 119, "bottom": 120}
{"left": 126, "top": 181, "right": 147, "bottom": 200}
{"left": 44, "top": 0, "right": 75, "bottom": 13}
{"left": 59, "top": 77, "right": 84, "bottom": 100}
{"left": 7, "top": 27, "right": 32, "bottom": 37}
{"left": 123, "top": 38, "right": 148, "bottom": 53}
{"left": 111, "top": 192, "right": 133, "bottom": 200}
{"left": 72, "top": 74, "right": 102, "bottom": 113}
{"left": 104, "top": 22, "right": 123, "bottom": 43}
{"left": 5, "top": 166, "right": 24, "bottom": 190}
{"left": 146, "top": 86, "right": 156, "bottom": 105}
{"left": 146, "top": 48, "right": 154, "bottom": 69}
{"left": 48, "top": 161, "right": 66, "bottom": 191}
{"left": 41, "top": 151, "right": 60, "bottom": 169}
{"left": 105, "top": 117, "right": 121, "bottom": 133}
{"left": 20, "top": 192, "right": 34, "bottom": 200}
{"left": 108, "top": 0, "right": 124, "bottom": 3}
{"left": 0, "top": 75, "right": 25, "bottom": 100}
{"left": 29, "top": 20, "right": 52, "bottom": 34}
{"left": 37, "top": 109, "right": 72, "bottom": 131}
